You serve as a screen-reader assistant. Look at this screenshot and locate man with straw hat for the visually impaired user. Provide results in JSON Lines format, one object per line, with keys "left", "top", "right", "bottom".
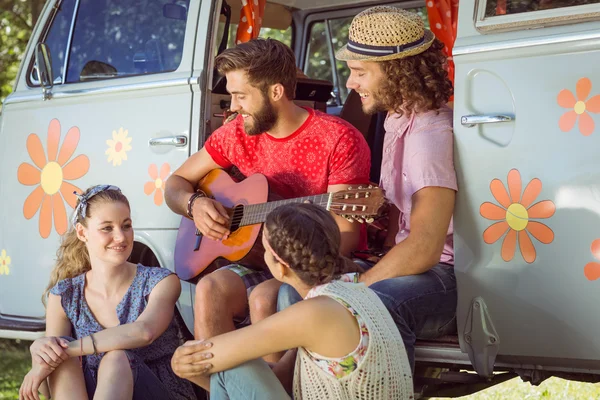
{"left": 335, "top": 6, "right": 457, "bottom": 371}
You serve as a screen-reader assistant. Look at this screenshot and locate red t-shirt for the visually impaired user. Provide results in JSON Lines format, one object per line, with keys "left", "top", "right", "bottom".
{"left": 205, "top": 108, "right": 371, "bottom": 199}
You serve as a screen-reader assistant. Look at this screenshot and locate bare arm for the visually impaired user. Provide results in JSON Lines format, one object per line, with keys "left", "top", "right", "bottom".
{"left": 165, "top": 147, "right": 221, "bottom": 216}
{"left": 172, "top": 297, "right": 359, "bottom": 384}
{"left": 360, "top": 187, "right": 455, "bottom": 286}
{"left": 328, "top": 183, "right": 362, "bottom": 257}
{"left": 62, "top": 274, "right": 181, "bottom": 357}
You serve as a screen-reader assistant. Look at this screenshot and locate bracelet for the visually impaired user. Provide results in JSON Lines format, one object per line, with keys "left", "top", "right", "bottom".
{"left": 90, "top": 333, "right": 98, "bottom": 356}
{"left": 186, "top": 190, "right": 207, "bottom": 219}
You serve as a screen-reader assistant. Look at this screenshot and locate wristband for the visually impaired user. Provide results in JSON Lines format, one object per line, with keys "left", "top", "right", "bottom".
{"left": 187, "top": 191, "right": 207, "bottom": 219}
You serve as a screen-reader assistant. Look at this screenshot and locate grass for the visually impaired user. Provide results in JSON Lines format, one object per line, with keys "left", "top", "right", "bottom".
{"left": 0, "top": 339, "right": 31, "bottom": 400}
{"left": 1, "top": 338, "right": 599, "bottom": 399}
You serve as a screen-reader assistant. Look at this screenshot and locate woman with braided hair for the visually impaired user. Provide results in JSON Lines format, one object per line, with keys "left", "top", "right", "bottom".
{"left": 171, "top": 203, "right": 413, "bottom": 400}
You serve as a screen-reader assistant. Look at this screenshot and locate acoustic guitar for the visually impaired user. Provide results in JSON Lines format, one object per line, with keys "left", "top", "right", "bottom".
{"left": 174, "top": 169, "right": 385, "bottom": 280}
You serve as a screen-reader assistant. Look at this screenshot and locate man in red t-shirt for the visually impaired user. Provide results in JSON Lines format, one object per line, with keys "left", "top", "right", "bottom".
{"left": 165, "top": 39, "right": 370, "bottom": 348}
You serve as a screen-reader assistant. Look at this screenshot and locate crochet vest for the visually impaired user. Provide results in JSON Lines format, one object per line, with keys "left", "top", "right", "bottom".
{"left": 293, "top": 281, "right": 413, "bottom": 399}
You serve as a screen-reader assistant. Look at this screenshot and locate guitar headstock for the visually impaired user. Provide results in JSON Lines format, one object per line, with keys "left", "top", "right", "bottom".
{"left": 329, "top": 185, "right": 386, "bottom": 223}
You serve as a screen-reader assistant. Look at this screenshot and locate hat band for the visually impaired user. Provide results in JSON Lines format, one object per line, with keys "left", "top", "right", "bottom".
{"left": 347, "top": 35, "right": 426, "bottom": 56}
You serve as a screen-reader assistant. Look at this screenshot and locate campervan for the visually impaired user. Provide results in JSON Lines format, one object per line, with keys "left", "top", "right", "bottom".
{"left": 1, "top": 0, "right": 599, "bottom": 397}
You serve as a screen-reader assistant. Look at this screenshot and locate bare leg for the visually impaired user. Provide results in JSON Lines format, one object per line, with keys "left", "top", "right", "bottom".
{"left": 194, "top": 269, "right": 249, "bottom": 339}
{"left": 249, "top": 278, "right": 284, "bottom": 362}
{"left": 49, "top": 357, "right": 88, "bottom": 400}
{"left": 93, "top": 350, "right": 133, "bottom": 400}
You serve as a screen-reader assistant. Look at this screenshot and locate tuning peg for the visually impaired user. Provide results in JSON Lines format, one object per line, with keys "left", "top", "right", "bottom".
{"left": 352, "top": 205, "right": 357, "bottom": 211}
{"left": 368, "top": 185, "right": 373, "bottom": 189}
{"left": 346, "top": 217, "right": 354, "bottom": 223}
{"left": 356, "top": 217, "right": 364, "bottom": 223}
{"left": 347, "top": 186, "right": 353, "bottom": 190}
{"left": 358, "top": 186, "right": 363, "bottom": 189}
{"left": 365, "top": 217, "right": 374, "bottom": 223}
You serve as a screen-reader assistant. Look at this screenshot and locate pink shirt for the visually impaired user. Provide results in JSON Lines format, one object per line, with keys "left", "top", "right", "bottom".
{"left": 380, "top": 106, "right": 457, "bottom": 265}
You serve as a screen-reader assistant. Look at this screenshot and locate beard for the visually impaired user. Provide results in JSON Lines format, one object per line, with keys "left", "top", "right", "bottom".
{"left": 244, "top": 94, "right": 278, "bottom": 135}
{"left": 362, "top": 79, "right": 394, "bottom": 115}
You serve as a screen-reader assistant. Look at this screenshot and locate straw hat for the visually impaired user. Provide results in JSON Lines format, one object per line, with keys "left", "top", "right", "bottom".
{"left": 335, "top": 6, "right": 435, "bottom": 62}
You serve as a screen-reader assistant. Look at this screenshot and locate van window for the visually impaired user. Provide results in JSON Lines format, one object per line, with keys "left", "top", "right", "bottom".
{"left": 484, "top": 0, "right": 600, "bottom": 16}
{"left": 65, "top": 0, "right": 188, "bottom": 83}
{"left": 29, "top": 0, "right": 77, "bottom": 85}
{"left": 215, "top": 22, "right": 292, "bottom": 52}
{"left": 305, "top": 8, "right": 429, "bottom": 105}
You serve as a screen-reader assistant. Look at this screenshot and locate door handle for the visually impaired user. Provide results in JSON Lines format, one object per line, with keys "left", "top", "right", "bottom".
{"left": 461, "top": 114, "right": 513, "bottom": 128}
{"left": 148, "top": 135, "right": 188, "bottom": 147}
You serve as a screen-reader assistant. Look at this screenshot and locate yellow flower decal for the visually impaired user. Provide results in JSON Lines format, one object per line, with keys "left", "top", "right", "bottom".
{"left": 144, "top": 163, "right": 170, "bottom": 206}
{"left": 480, "top": 169, "right": 555, "bottom": 264}
{"left": 0, "top": 250, "right": 11, "bottom": 275}
{"left": 106, "top": 127, "right": 132, "bottom": 166}
{"left": 17, "top": 119, "right": 90, "bottom": 238}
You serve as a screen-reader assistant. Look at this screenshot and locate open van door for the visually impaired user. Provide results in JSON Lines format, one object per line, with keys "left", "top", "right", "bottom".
{"left": 0, "top": 0, "right": 201, "bottom": 335}
{"left": 453, "top": 0, "right": 600, "bottom": 378}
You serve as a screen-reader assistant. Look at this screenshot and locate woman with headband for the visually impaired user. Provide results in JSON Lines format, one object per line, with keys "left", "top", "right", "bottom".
{"left": 19, "top": 185, "right": 194, "bottom": 400}
{"left": 171, "top": 203, "right": 413, "bottom": 400}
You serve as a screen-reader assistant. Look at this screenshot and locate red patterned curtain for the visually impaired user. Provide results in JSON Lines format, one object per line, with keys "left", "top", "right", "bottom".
{"left": 426, "top": 0, "right": 459, "bottom": 88}
{"left": 235, "top": 0, "right": 267, "bottom": 44}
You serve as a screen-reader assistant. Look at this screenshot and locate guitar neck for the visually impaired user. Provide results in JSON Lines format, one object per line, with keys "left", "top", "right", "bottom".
{"left": 239, "top": 193, "right": 333, "bottom": 227}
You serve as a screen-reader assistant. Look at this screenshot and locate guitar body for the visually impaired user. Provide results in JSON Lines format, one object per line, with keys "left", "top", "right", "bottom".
{"left": 175, "top": 170, "right": 269, "bottom": 281}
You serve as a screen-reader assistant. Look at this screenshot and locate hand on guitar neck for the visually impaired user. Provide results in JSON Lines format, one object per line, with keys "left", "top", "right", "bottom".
{"left": 190, "top": 196, "right": 232, "bottom": 241}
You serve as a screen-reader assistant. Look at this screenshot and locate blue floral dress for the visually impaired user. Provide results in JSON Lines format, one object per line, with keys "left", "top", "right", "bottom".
{"left": 50, "top": 265, "right": 195, "bottom": 400}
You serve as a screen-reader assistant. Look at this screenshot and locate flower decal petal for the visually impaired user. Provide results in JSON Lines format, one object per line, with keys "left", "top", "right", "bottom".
{"left": 519, "top": 230, "right": 536, "bottom": 264}
{"left": 586, "top": 95, "right": 600, "bottom": 113}
{"left": 521, "top": 178, "right": 542, "bottom": 208}
{"left": 480, "top": 202, "right": 506, "bottom": 220}
{"left": 528, "top": 200, "right": 555, "bottom": 219}
{"left": 501, "top": 229, "right": 517, "bottom": 262}
{"left": 62, "top": 155, "right": 90, "bottom": 180}
{"left": 26, "top": 134, "right": 47, "bottom": 169}
{"left": 52, "top": 194, "right": 68, "bottom": 235}
{"left": 490, "top": 179, "right": 511, "bottom": 208}
{"left": 584, "top": 262, "right": 600, "bottom": 281}
{"left": 507, "top": 169, "right": 522, "bottom": 203}
{"left": 557, "top": 89, "right": 576, "bottom": 108}
{"left": 17, "top": 163, "right": 41, "bottom": 186}
{"left": 526, "top": 221, "right": 554, "bottom": 244}
{"left": 57, "top": 127, "right": 81, "bottom": 166}
{"left": 148, "top": 164, "right": 158, "bottom": 180}
{"left": 579, "top": 112, "right": 595, "bottom": 136}
{"left": 24, "top": 186, "right": 45, "bottom": 219}
{"left": 480, "top": 169, "right": 555, "bottom": 263}
{"left": 483, "top": 221, "right": 509, "bottom": 244}
{"left": 144, "top": 182, "right": 156, "bottom": 195}
{"left": 39, "top": 195, "right": 53, "bottom": 239}
{"left": 576, "top": 77, "right": 591, "bottom": 101}
{"left": 47, "top": 119, "right": 61, "bottom": 162}
{"left": 558, "top": 111, "right": 578, "bottom": 132}
{"left": 154, "top": 188, "right": 164, "bottom": 206}
{"left": 18, "top": 119, "right": 90, "bottom": 238}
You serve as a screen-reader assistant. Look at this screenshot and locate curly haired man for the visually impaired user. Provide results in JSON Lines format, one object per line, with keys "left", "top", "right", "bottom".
{"left": 279, "top": 6, "right": 458, "bottom": 372}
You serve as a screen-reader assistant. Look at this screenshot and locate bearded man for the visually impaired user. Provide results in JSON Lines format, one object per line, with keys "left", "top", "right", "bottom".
{"left": 165, "top": 38, "right": 371, "bottom": 345}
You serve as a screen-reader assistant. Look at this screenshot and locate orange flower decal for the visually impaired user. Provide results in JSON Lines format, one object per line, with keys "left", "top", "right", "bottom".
{"left": 144, "top": 163, "right": 170, "bottom": 206}
{"left": 480, "top": 169, "right": 555, "bottom": 263}
{"left": 557, "top": 77, "right": 600, "bottom": 136}
{"left": 17, "top": 119, "right": 90, "bottom": 238}
{"left": 584, "top": 239, "right": 600, "bottom": 281}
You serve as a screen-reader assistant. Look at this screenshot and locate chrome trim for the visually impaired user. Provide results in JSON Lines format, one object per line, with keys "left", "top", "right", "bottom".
{"left": 3, "top": 77, "right": 191, "bottom": 105}
{"left": 149, "top": 135, "right": 188, "bottom": 147}
{"left": 461, "top": 114, "right": 513, "bottom": 127}
{"left": 63, "top": 0, "right": 80, "bottom": 84}
{"left": 454, "top": 29, "right": 600, "bottom": 56}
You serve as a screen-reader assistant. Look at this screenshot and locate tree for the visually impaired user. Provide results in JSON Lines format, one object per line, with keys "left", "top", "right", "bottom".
{"left": 0, "top": 0, "right": 44, "bottom": 107}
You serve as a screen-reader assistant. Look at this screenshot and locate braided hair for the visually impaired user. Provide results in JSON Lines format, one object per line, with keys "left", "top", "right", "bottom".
{"left": 264, "top": 203, "right": 348, "bottom": 286}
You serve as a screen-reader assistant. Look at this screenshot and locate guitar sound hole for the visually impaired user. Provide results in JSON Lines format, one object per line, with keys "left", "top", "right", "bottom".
{"left": 230, "top": 205, "right": 244, "bottom": 231}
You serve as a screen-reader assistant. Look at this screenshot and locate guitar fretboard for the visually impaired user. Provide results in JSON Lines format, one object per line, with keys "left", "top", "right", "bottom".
{"left": 239, "top": 193, "right": 332, "bottom": 227}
